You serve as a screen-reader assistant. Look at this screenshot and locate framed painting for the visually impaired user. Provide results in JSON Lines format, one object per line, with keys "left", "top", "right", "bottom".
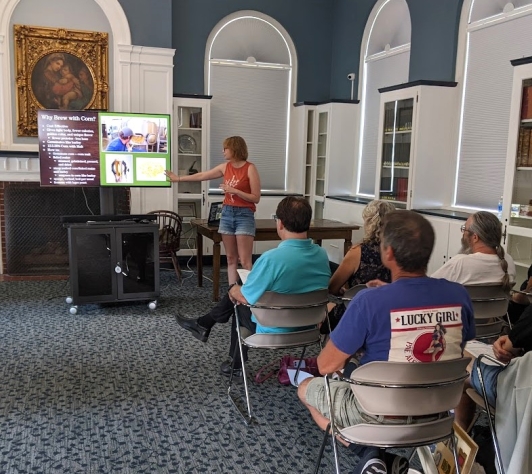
{"left": 14, "top": 24, "right": 109, "bottom": 137}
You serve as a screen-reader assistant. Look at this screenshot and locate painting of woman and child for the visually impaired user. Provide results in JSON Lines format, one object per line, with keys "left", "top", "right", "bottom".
{"left": 31, "top": 52, "right": 94, "bottom": 110}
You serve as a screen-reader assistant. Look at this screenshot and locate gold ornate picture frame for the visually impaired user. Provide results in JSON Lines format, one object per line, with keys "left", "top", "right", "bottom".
{"left": 14, "top": 24, "right": 109, "bottom": 137}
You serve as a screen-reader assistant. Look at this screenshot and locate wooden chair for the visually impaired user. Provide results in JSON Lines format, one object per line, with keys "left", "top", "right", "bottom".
{"left": 147, "top": 210, "right": 183, "bottom": 280}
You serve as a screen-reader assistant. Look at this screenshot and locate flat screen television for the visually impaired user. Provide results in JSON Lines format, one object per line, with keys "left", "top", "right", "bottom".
{"left": 38, "top": 109, "right": 171, "bottom": 187}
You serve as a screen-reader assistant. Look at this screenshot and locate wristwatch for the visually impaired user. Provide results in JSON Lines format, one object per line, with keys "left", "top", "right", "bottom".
{"left": 228, "top": 283, "right": 238, "bottom": 292}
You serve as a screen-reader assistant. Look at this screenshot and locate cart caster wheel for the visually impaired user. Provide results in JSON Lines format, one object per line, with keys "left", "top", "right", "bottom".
{"left": 65, "top": 296, "right": 73, "bottom": 304}
{"left": 148, "top": 301, "right": 157, "bottom": 310}
{"left": 69, "top": 306, "right": 78, "bottom": 315}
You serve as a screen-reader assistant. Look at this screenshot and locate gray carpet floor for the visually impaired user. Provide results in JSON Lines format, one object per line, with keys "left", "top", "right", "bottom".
{"left": 0, "top": 268, "right": 381, "bottom": 473}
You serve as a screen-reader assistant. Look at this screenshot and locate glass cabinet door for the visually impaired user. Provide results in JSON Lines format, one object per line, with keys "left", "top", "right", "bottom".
{"left": 118, "top": 229, "right": 158, "bottom": 299}
{"left": 510, "top": 78, "right": 532, "bottom": 230}
{"left": 379, "top": 98, "right": 413, "bottom": 206}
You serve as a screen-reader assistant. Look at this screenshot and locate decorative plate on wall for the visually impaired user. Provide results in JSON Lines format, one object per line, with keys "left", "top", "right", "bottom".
{"left": 178, "top": 134, "right": 197, "bottom": 153}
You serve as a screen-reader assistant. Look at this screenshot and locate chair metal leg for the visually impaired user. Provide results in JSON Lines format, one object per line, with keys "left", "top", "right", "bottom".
{"left": 314, "top": 423, "right": 331, "bottom": 474}
{"left": 415, "top": 446, "right": 439, "bottom": 474}
{"left": 227, "top": 304, "right": 252, "bottom": 425}
{"left": 293, "top": 346, "right": 307, "bottom": 387}
{"left": 476, "top": 357, "right": 505, "bottom": 474}
{"left": 323, "top": 375, "right": 341, "bottom": 474}
{"left": 449, "top": 429, "right": 461, "bottom": 474}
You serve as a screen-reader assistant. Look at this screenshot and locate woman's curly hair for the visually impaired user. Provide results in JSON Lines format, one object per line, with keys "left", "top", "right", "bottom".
{"left": 362, "top": 200, "right": 396, "bottom": 244}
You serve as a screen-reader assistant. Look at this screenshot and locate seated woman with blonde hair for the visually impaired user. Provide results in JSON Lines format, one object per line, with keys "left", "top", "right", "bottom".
{"left": 324, "top": 199, "right": 395, "bottom": 332}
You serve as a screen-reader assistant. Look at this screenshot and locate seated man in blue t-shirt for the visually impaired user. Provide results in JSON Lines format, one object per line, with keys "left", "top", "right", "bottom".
{"left": 298, "top": 211, "right": 476, "bottom": 474}
{"left": 175, "top": 196, "right": 331, "bottom": 378}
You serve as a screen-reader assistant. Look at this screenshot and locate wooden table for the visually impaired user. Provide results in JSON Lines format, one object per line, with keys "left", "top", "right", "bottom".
{"left": 192, "top": 218, "right": 360, "bottom": 301}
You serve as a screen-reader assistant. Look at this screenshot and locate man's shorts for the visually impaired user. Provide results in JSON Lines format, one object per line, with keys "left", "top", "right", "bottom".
{"left": 305, "top": 377, "right": 375, "bottom": 428}
{"left": 218, "top": 205, "right": 255, "bottom": 236}
{"left": 305, "top": 377, "right": 443, "bottom": 429}
{"left": 470, "top": 359, "right": 504, "bottom": 408}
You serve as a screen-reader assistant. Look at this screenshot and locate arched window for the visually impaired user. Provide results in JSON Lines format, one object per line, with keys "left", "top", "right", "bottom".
{"left": 356, "top": 0, "right": 411, "bottom": 197}
{"left": 455, "top": 1, "right": 532, "bottom": 209}
{"left": 206, "top": 11, "right": 296, "bottom": 191}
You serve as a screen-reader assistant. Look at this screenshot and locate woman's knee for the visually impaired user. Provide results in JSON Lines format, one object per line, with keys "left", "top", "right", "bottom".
{"left": 226, "top": 254, "right": 239, "bottom": 266}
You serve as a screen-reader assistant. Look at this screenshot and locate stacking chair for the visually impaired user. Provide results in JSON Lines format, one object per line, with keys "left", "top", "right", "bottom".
{"left": 315, "top": 357, "right": 471, "bottom": 474}
{"left": 466, "top": 353, "right": 507, "bottom": 474}
{"left": 464, "top": 284, "right": 510, "bottom": 340}
{"left": 147, "top": 210, "right": 183, "bottom": 280}
{"left": 325, "top": 284, "right": 367, "bottom": 334}
{"left": 228, "top": 289, "right": 329, "bottom": 425}
{"left": 328, "top": 284, "right": 367, "bottom": 307}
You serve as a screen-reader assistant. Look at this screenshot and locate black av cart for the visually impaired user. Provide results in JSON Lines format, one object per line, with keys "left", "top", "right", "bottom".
{"left": 62, "top": 215, "right": 160, "bottom": 314}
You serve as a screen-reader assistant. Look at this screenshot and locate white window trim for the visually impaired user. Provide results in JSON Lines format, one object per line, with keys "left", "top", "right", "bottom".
{"left": 204, "top": 10, "right": 296, "bottom": 192}
{"left": 204, "top": 10, "right": 297, "bottom": 102}
{"left": 204, "top": 11, "right": 296, "bottom": 192}
{"left": 452, "top": 0, "right": 532, "bottom": 211}
{"left": 356, "top": 0, "right": 411, "bottom": 197}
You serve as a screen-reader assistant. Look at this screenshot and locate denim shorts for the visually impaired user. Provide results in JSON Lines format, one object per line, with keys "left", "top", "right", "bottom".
{"left": 218, "top": 205, "right": 256, "bottom": 236}
{"left": 470, "top": 359, "right": 504, "bottom": 408}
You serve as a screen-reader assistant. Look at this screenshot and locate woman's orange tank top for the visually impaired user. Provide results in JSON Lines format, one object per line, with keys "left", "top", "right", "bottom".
{"left": 223, "top": 161, "right": 256, "bottom": 212}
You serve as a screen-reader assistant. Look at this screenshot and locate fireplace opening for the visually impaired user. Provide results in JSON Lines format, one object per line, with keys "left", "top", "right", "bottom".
{"left": 1, "top": 183, "right": 130, "bottom": 276}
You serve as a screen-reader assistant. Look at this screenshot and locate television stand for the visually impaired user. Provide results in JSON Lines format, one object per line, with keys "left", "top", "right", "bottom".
{"left": 62, "top": 217, "right": 160, "bottom": 314}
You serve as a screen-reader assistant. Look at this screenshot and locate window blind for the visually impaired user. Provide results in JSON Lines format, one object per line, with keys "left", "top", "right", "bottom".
{"left": 456, "top": 14, "right": 532, "bottom": 209}
{"left": 209, "top": 63, "right": 289, "bottom": 190}
{"left": 358, "top": 50, "right": 410, "bottom": 196}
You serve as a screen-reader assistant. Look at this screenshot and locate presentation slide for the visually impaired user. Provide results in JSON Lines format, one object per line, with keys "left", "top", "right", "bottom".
{"left": 38, "top": 110, "right": 100, "bottom": 186}
{"left": 38, "top": 110, "right": 171, "bottom": 188}
{"left": 99, "top": 112, "right": 171, "bottom": 187}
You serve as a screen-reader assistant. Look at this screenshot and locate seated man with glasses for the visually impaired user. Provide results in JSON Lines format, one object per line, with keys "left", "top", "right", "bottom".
{"left": 431, "top": 211, "right": 515, "bottom": 290}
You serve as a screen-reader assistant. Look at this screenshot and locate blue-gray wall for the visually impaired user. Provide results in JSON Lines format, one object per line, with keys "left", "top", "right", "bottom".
{"left": 125, "top": 0, "right": 466, "bottom": 101}
{"left": 406, "top": 0, "right": 464, "bottom": 83}
{"left": 118, "top": 0, "right": 173, "bottom": 48}
{"left": 172, "top": 0, "right": 333, "bottom": 102}
{"left": 329, "top": 0, "right": 376, "bottom": 100}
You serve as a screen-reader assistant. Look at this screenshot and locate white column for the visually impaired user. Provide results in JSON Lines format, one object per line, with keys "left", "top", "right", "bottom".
{"left": 117, "top": 45, "right": 175, "bottom": 213}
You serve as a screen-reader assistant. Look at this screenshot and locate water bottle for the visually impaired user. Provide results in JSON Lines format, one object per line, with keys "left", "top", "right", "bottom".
{"left": 497, "top": 195, "right": 503, "bottom": 220}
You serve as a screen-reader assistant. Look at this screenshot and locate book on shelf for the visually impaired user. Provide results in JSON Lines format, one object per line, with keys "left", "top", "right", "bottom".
{"left": 526, "top": 129, "right": 532, "bottom": 167}
{"left": 522, "top": 86, "right": 532, "bottom": 120}
{"left": 521, "top": 127, "right": 531, "bottom": 167}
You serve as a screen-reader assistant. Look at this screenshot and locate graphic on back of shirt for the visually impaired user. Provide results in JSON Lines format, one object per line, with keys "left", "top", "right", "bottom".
{"left": 389, "top": 304, "right": 464, "bottom": 363}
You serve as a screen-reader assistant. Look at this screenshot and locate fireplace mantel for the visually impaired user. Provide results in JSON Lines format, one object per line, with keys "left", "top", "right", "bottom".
{"left": 0, "top": 150, "right": 40, "bottom": 182}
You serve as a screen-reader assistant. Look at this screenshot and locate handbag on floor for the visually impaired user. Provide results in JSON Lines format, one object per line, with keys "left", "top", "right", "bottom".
{"left": 277, "top": 355, "right": 320, "bottom": 385}
{"left": 254, "top": 355, "right": 320, "bottom": 385}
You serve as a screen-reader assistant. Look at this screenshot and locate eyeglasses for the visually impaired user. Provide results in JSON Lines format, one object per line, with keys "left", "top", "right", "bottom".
{"left": 460, "top": 224, "right": 471, "bottom": 234}
{"left": 272, "top": 214, "right": 278, "bottom": 222}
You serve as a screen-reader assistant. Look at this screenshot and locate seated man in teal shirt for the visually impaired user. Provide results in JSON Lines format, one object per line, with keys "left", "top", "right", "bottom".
{"left": 176, "top": 196, "right": 331, "bottom": 378}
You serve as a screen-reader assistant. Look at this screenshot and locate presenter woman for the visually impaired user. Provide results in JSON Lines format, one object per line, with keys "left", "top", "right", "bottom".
{"left": 165, "top": 136, "right": 260, "bottom": 284}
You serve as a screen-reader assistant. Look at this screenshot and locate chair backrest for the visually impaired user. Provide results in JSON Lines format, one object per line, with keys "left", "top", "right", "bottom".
{"left": 250, "top": 289, "right": 329, "bottom": 328}
{"left": 349, "top": 358, "right": 471, "bottom": 417}
{"left": 342, "top": 284, "right": 367, "bottom": 301}
{"left": 464, "top": 284, "right": 509, "bottom": 338}
{"left": 147, "top": 210, "right": 183, "bottom": 252}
